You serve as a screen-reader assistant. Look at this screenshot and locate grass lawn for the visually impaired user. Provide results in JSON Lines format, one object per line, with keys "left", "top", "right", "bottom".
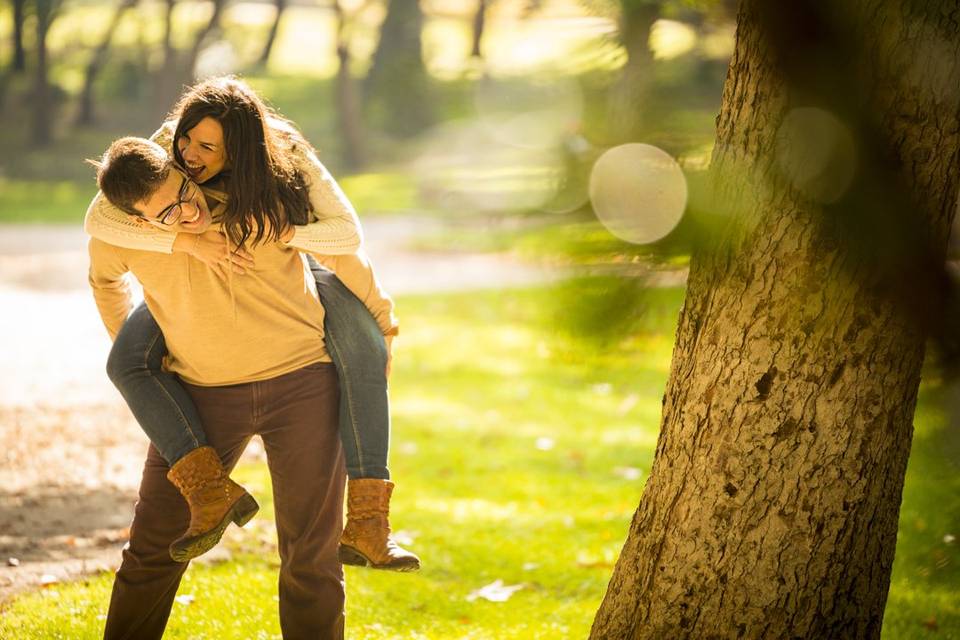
{"left": 0, "top": 284, "right": 956, "bottom": 638}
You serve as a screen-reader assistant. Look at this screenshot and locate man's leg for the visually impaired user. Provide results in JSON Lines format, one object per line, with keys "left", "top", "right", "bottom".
{"left": 103, "top": 385, "right": 255, "bottom": 640}
{"left": 257, "top": 362, "right": 347, "bottom": 640}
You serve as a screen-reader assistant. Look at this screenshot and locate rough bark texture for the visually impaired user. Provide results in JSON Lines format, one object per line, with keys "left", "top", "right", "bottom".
{"left": 590, "top": 1, "right": 960, "bottom": 639}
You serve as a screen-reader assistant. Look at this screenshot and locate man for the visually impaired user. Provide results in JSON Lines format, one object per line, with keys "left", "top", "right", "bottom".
{"left": 88, "top": 137, "right": 347, "bottom": 639}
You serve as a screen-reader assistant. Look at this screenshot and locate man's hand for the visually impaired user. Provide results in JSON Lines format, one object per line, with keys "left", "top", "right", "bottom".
{"left": 385, "top": 334, "right": 394, "bottom": 379}
{"left": 173, "top": 231, "right": 254, "bottom": 275}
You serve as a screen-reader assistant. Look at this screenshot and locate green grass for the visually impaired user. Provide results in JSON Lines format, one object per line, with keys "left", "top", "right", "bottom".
{"left": 1, "top": 284, "right": 956, "bottom": 638}
{"left": 0, "top": 179, "right": 98, "bottom": 224}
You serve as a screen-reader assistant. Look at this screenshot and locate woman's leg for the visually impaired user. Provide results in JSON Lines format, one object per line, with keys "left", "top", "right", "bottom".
{"left": 106, "top": 302, "right": 258, "bottom": 562}
{"left": 309, "top": 266, "right": 391, "bottom": 481}
{"left": 106, "top": 302, "right": 208, "bottom": 464}
{"left": 307, "top": 258, "right": 420, "bottom": 571}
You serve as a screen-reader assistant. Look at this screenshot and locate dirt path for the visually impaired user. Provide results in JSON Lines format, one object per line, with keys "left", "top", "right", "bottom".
{"left": 0, "top": 219, "right": 552, "bottom": 603}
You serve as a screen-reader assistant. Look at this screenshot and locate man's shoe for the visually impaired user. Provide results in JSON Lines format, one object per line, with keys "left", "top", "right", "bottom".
{"left": 166, "top": 446, "right": 259, "bottom": 562}
{"left": 339, "top": 479, "right": 420, "bottom": 572}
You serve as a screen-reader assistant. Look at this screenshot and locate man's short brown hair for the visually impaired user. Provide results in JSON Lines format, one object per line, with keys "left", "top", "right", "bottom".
{"left": 93, "top": 137, "right": 171, "bottom": 216}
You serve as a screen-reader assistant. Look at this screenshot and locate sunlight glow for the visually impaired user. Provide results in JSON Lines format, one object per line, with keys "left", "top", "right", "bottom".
{"left": 650, "top": 20, "right": 697, "bottom": 61}
{"left": 474, "top": 74, "right": 584, "bottom": 151}
{"left": 412, "top": 120, "right": 566, "bottom": 212}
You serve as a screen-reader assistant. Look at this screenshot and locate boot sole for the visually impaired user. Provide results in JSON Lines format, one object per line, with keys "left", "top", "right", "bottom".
{"left": 170, "top": 493, "right": 259, "bottom": 562}
{"left": 338, "top": 544, "right": 421, "bottom": 572}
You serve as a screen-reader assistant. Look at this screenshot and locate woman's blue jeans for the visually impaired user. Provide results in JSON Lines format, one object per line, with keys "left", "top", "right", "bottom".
{"left": 106, "top": 260, "right": 391, "bottom": 480}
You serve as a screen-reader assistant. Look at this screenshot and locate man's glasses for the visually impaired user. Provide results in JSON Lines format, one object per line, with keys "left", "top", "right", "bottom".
{"left": 150, "top": 170, "right": 198, "bottom": 226}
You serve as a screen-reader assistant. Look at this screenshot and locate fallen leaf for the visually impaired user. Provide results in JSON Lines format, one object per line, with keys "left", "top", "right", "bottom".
{"left": 7, "top": 557, "right": 19, "bottom": 567}
{"left": 522, "top": 562, "right": 539, "bottom": 571}
{"left": 618, "top": 394, "right": 640, "bottom": 415}
{"left": 40, "top": 574, "right": 59, "bottom": 586}
{"left": 393, "top": 530, "right": 416, "bottom": 547}
{"left": 944, "top": 534, "right": 955, "bottom": 544}
{"left": 535, "top": 437, "right": 555, "bottom": 451}
{"left": 175, "top": 594, "right": 195, "bottom": 606}
{"left": 614, "top": 466, "right": 643, "bottom": 481}
{"left": 466, "top": 579, "right": 524, "bottom": 603}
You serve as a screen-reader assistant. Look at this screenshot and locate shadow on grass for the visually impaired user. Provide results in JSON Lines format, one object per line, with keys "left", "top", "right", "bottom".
{"left": 0, "top": 484, "right": 135, "bottom": 563}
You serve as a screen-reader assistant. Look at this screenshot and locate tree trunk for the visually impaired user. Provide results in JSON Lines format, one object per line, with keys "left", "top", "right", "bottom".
{"left": 470, "top": 0, "right": 487, "bottom": 59}
{"left": 75, "top": 0, "right": 139, "bottom": 126}
{"left": 31, "top": 0, "right": 57, "bottom": 146}
{"left": 607, "top": 1, "right": 660, "bottom": 142}
{"left": 150, "top": 0, "right": 180, "bottom": 119}
{"left": 185, "top": 0, "right": 227, "bottom": 78}
{"left": 257, "top": 0, "right": 288, "bottom": 67}
{"left": 12, "top": 0, "right": 26, "bottom": 73}
{"left": 590, "top": 1, "right": 960, "bottom": 638}
{"left": 363, "top": 0, "right": 433, "bottom": 137}
{"left": 332, "top": 0, "right": 367, "bottom": 170}
{"left": 161, "top": 0, "right": 176, "bottom": 73}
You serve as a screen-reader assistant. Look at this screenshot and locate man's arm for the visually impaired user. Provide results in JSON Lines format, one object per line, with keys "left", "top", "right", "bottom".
{"left": 87, "top": 238, "right": 134, "bottom": 341}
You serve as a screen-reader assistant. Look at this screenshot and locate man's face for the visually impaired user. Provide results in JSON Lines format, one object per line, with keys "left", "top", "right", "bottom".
{"left": 177, "top": 117, "right": 227, "bottom": 184}
{"left": 133, "top": 168, "right": 212, "bottom": 234}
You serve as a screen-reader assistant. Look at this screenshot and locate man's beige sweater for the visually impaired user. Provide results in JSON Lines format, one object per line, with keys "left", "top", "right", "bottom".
{"left": 89, "top": 233, "right": 334, "bottom": 386}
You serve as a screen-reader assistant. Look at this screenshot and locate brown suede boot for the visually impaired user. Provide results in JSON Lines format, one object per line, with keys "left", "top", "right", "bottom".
{"left": 166, "top": 446, "right": 259, "bottom": 562}
{"left": 339, "top": 479, "right": 420, "bottom": 572}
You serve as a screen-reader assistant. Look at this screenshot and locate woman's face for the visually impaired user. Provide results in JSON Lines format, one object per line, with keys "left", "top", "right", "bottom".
{"left": 177, "top": 116, "right": 227, "bottom": 184}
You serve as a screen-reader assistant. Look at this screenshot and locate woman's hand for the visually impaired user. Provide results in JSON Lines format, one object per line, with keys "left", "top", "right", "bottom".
{"left": 173, "top": 230, "right": 255, "bottom": 275}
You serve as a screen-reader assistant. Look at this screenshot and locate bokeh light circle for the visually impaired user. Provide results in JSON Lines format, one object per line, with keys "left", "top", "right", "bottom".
{"left": 775, "top": 108, "right": 857, "bottom": 204}
{"left": 589, "top": 144, "right": 688, "bottom": 245}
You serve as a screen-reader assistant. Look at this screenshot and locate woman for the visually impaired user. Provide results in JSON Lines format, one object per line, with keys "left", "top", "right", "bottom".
{"left": 85, "top": 76, "right": 419, "bottom": 570}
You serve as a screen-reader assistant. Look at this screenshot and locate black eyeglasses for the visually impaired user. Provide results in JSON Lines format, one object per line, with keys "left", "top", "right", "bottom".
{"left": 149, "top": 172, "right": 198, "bottom": 226}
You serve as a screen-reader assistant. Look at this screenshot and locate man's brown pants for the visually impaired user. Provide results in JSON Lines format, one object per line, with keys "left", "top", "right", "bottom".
{"left": 103, "top": 363, "right": 346, "bottom": 640}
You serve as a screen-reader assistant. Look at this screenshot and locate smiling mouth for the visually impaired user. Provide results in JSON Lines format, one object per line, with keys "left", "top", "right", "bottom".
{"left": 185, "top": 163, "right": 204, "bottom": 178}
{"left": 180, "top": 208, "right": 206, "bottom": 226}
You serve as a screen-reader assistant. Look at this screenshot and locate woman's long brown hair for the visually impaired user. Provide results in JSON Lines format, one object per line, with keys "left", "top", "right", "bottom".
{"left": 170, "top": 76, "right": 312, "bottom": 248}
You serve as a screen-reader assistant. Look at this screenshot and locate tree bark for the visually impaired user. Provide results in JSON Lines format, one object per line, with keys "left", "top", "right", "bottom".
{"left": 590, "top": 1, "right": 960, "bottom": 638}
{"left": 12, "top": 0, "right": 27, "bottom": 73}
{"left": 257, "top": 0, "right": 288, "bottom": 67}
{"left": 75, "top": 0, "right": 139, "bottom": 126}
